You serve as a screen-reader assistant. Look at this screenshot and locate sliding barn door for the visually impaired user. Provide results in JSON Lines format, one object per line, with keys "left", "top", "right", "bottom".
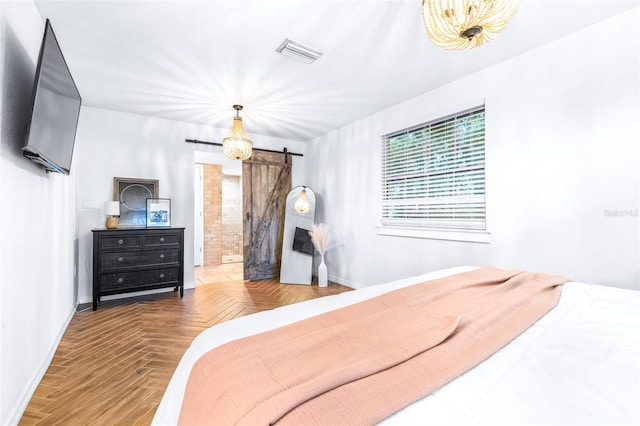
{"left": 242, "top": 151, "right": 291, "bottom": 280}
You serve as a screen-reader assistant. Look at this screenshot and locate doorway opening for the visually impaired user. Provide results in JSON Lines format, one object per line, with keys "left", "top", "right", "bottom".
{"left": 194, "top": 155, "right": 243, "bottom": 285}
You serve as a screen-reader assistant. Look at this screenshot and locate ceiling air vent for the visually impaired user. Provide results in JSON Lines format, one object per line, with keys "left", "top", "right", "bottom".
{"left": 276, "top": 38, "right": 323, "bottom": 64}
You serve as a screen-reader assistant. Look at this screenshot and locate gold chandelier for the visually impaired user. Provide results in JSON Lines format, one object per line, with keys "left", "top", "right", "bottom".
{"left": 222, "top": 105, "right": 253, "bottom": 160}
{"left": 422, "top": 0, "right": 520, "bottom": 50}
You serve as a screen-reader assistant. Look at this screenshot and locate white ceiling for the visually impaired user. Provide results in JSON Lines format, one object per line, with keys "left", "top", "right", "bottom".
{"left": 35, "top": 0, "right": 638, "bottom": 142}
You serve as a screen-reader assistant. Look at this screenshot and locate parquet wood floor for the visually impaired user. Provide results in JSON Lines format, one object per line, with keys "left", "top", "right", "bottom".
{"left": 19, "top": 275, "right": 352, "bottom": 425}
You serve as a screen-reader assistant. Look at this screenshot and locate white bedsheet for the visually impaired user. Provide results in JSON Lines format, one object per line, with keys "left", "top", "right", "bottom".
{"left": 152, "top": 266, "right": 640, "bottom": 425}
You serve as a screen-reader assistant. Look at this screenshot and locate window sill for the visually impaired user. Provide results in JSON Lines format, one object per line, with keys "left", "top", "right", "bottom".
{"left": 376, "top": 225, "right": 491, "bottom": 243}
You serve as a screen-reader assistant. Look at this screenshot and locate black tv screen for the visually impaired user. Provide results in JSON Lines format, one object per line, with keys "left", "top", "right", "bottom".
{"left": 22, "top": 19, "right": 81, "bottom": 175}
{"left": 292, "top": 227, "right": 314, "bottom": 256}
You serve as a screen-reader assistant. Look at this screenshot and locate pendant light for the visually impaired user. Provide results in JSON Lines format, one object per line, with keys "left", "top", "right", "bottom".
{"left": 294, "top": 187, "right": 311, "bottom": 214}
{"left": 422, "top": 0, "right": 520, "bottom": 50}
{"left": 222, "top": 105, "right": 253, "bottom": 160}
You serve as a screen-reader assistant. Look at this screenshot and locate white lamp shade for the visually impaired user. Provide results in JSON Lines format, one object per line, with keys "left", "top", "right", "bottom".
{"left": 104, "top": 201, "right": 120, "bottom": 216}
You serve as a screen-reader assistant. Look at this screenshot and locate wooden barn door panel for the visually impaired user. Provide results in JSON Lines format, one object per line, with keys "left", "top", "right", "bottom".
{"left": 242, "top": 151, "right": 291, "bottom": 280}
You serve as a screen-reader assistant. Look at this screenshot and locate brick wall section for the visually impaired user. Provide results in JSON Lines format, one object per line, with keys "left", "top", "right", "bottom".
{"left": 203, "top": 164, "right": 222, "bottom": 266}
{"left": 222, "top": 175, "right": 243, "bottom": 257}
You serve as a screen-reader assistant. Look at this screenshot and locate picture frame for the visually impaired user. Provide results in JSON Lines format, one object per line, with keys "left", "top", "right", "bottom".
{"left": 113, "top": 177, "right": 159, "bottom": 227}
{"left": 146, "top": 198, "right": 171, "bottom": 228}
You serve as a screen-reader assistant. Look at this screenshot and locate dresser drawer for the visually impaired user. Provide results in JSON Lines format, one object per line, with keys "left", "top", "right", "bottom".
{"left": 144, "top": 233, "right": 181, "bottom": 246}
{"left": 100, "top": 267, "right": 179, "bottom": 291}
{"left": 99, "top": 235, "right": 141, "bottom": 249}
{"left": 100, "top": 248, "right": 179, "bottom": 269}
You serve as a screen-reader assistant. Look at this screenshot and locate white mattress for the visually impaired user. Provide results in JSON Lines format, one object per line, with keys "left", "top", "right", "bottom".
{"left": 152, "top": 266, "right": 640, "bottom": 425}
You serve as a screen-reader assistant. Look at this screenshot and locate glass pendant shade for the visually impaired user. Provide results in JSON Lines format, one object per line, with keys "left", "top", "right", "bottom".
{"left": 422, "top": 0, "right": 520, "bottom": 50}
{"left": 294, "top": 188, "right": 310, "bottom": 214}
{"left": 222, "top": 105, "right": 253, "bottom": 160}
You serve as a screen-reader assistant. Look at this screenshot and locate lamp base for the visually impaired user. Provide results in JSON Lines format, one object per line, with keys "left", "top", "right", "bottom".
{"left": 105, "top": 217, "right": 119, "bottom": 229}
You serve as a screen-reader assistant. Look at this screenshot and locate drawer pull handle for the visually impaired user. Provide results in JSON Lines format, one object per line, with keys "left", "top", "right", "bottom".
{"left": 117, "top": 277, "right": 124, "bottom": 283}
{"left": 159, "top": 253, "right": 166, "bottom": 259}
{"left": 159, "top": 273, "right": 165, "bottom": 278}
{"left": 159, "top": 237, "right": 165, "bottom": 242}
{"left": 117, "top": 239, "right": 124, "bottom": 245}
{"left": 117, "top": 257, "right": 124, "bottom": 262}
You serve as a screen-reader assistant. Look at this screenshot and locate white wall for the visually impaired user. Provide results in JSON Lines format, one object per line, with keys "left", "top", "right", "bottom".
{"left": 1, "top": 9, "right": 308, "bottom": 415}
{"left": 308, "top": 8, "right": 640, "bottom": 291}
{"left": 75, "top": 106, "right": 307, "bottom": 304}
{"left": 1, "top": 4, "right": 637, "bottom": 424}
{"left": 0, "top": 3, "right": 77, "bottom": 424}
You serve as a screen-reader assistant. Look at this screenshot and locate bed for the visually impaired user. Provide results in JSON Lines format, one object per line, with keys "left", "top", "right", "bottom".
{"left": 152, "top": 266, "right": 640, "bottom": 425}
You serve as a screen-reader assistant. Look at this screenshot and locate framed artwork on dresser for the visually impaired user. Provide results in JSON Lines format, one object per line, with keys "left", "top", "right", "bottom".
{"left": 146, "top": 198, "right": 171, "bottom": 227}
{"left": 113, "top": 177, "right": 159, "bottom": 227}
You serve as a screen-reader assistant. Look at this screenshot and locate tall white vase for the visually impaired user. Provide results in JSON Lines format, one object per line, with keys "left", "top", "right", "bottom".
{"left": 318, "top": 255, "right": 328, "bottom": 288}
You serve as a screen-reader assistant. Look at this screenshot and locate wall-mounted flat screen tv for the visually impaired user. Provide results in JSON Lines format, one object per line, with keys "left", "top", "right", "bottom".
{"left": 22, "top": 19, "right": 81, "bottom": 175}
{"left": 292, "top": 227, "right": 314, "bottom": 256}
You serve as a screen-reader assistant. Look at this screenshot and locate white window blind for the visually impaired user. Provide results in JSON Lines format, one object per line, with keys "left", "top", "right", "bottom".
{"left": 381, "top": 106, "right": 486, "bottom": 231}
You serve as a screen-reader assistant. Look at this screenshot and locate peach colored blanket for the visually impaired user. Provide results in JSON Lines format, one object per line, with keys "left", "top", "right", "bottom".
{"left": 178, "top": 267, "right": 568, "bottom": 425}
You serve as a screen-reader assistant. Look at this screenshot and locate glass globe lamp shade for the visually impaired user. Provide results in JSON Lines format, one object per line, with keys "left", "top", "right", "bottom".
{"left": 294, "top": 189, "right": 310, "bottom": 214}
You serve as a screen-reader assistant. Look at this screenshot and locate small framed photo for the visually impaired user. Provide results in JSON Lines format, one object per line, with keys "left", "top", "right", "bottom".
{"left": 146, "top": 198, "right": 171, "bottom": 228}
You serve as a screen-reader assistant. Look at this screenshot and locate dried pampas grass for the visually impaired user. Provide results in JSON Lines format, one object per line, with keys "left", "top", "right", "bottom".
{"left": 309, "top": 223, "right": 331, "bottom": 255}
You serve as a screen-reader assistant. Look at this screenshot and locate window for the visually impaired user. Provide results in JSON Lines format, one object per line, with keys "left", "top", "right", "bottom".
{"left": 380, "top": 106, "right": 486, "bottom": 235}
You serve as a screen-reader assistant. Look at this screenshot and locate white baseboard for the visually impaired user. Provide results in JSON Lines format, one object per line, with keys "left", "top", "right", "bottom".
{"left": 8, "top": 304, "right": 76, "bottom": 426}
{"left": 328, "top": 274, "right": 365, "bottom": 289}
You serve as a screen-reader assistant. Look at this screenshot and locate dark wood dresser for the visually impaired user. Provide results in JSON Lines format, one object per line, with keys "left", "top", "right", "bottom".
{"left": 92, "top": 227, "right": 185, "bottom": 310}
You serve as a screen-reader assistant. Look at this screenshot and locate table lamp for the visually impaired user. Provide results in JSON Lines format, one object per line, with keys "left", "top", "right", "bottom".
{"left": 104, "top": 201, "right": 120, "bottom": 229}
